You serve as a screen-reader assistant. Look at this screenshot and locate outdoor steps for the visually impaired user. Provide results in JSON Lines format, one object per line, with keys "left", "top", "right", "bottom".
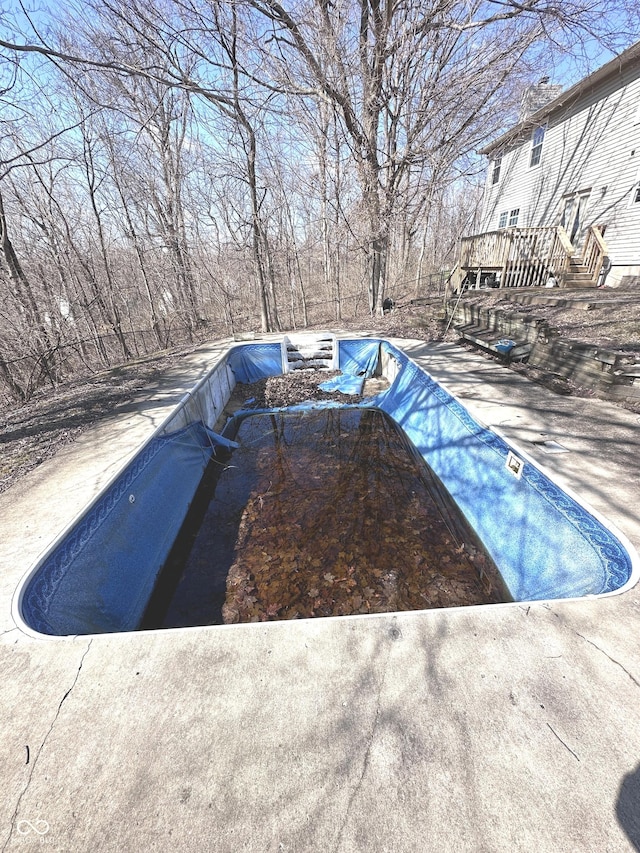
{"left": 281, "top": 333, "right": 339, "bottom": 373}
{"left": 446, "top": 298, "right": 640, "bottom": 401}
{"left": 564, "top": 272, "right": 597, "bottom": 288}
{"left": 563, "top": 260, "right": 597, "bottom": 288}
{"left": 455, "top": 324, "right": 533, "bottom": 361}
{"left": 506, "top": 288, "right": 610, "bottom": 309}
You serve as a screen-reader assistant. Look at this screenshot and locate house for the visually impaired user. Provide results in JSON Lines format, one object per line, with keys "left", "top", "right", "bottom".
{"left": 453, "top": 41, "right": 640, "bottom": 291}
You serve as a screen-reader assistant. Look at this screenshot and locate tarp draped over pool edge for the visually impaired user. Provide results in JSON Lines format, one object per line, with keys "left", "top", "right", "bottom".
{"left": 21, "top": 423, "right": 229, "bottom": 635}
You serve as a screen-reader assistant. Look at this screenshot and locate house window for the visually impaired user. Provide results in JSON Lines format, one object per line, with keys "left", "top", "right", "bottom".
{"left": 498, "top": 209, "right": 519, "bottom": 227}
{"left": 530, "top": 125, "right": 545, "bottom": 167}
{"left": 491, "top": 156, "right": 502, "bottom": 185}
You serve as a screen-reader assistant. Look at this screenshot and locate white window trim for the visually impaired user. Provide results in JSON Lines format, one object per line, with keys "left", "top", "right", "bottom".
{"left": 491, "top": 156, "right": 502, "bottom": 185}
{"left": 530, "top": 125, "right": 546, "bottom": 168}
{"left": 498, "top": 209, "right": 520, "bottom": 228}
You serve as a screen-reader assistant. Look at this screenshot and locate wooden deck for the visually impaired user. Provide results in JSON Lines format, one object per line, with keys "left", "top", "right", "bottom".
{"left": 449, "top": 225, "right": 607, "bottom": 293}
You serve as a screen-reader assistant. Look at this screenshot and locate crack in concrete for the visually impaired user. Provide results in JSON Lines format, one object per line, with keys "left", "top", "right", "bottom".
{"left": 333, "top": 634, "right": 395, "bottom": 852}
{"left": 574, "top": 631, "right": 640, "bottom": 689}
{"left": 541, "top": 608, "right": 640, "bottom": 688}
{"left": 546, "top": 722, "right": 580, "bottom": 761}
{"left": 1, "top": 639, "right": 92, "bottom": 852}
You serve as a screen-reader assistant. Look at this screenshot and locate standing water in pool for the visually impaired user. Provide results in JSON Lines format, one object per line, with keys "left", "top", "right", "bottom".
{"left": 146, "top": 407, "right": 508, "bottom": 627}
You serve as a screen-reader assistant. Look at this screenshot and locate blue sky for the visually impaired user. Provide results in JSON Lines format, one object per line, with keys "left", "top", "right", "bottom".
{"left": 1, "top": 1, "right": 639, "bottom": 119}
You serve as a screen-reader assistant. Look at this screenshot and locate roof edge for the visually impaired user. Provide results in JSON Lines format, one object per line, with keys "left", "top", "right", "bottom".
{"left": 480, "top": 40, "right": 640, "bottom": 156}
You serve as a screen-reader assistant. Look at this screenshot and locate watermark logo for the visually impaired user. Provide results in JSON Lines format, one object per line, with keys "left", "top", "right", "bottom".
{"left": 16, "top": 819, "right": 50, "bottom": 836}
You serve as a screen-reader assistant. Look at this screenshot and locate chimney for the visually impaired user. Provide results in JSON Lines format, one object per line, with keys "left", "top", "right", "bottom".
{"left": 519, "top": 80, "right": 563, "bottom": 120}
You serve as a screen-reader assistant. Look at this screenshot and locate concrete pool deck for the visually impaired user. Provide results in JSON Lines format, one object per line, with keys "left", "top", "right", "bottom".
{"left": 1, "top": 336, "right": 639, "bottom": 852}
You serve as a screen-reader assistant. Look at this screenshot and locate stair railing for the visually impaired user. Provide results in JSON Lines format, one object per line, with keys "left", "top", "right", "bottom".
{"left": 580, "top": 225, "right": 608, "bottom": 285}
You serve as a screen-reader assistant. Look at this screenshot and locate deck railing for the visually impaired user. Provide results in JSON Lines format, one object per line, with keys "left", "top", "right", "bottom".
{"left": 451, "top": 224, "right": 608, "bottom": 292}
{"left": 456, "top": 226, "right": 571, "bottom": 288}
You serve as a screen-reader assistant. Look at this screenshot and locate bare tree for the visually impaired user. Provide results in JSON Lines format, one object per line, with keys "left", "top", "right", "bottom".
{"left": 241, "top": 0, "right": 640, "bottom": 311}
{"left": 0, "top": 0, "right": 637, "bottom": 385}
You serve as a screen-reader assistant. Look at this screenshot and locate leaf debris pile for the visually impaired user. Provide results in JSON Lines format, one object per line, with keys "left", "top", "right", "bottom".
{"left": 184, "top": 408, "right": 505, "bottom": 625}
{"left": 230, "top": 370, "right": 365, "bottom": 411}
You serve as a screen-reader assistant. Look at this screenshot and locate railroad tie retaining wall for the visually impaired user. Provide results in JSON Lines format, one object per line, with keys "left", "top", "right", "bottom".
{"left": 446, "top": 299, "right": 640, "bottom": 402}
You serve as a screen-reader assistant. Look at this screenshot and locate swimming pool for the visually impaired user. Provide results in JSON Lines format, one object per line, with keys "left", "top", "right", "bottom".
{"left": 14, "top": 336, "right": 639, "bottom": 636}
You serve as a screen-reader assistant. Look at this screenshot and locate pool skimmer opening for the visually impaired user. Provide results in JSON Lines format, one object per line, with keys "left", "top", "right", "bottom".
{"left": 506, "top": 451, "right": 524, "bottom": 479}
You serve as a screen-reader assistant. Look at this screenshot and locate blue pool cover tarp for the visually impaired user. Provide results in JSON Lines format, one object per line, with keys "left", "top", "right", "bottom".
{"left": 319, "top": 374, "right": 365, "bottom": 395}
{"left": 338, "top": 339, "right": 381, "bottom": 378}
{"left": 22, "top": 422, "right": 229, "bottom": 635}
{"left": 227, "top": 343, "right": 282, "bottom": 383}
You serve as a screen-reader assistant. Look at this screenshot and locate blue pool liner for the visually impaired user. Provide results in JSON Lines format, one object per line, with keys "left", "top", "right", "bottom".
{"left": 21, "top": 423, "right": 229, "bottom": 635}
{"left": 18, "top": 338, "right": 635, "bottom": 635}
{"left": 374, "top": 348, "right": 631, "bottom": 600}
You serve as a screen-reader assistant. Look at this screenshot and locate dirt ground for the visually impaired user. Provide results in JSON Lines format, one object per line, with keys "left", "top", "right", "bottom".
{"left": 1, "top": 289, "right": 639, "bottom": 495}
{"left": 0, "top": 347, "right": 198, "bottom": 495}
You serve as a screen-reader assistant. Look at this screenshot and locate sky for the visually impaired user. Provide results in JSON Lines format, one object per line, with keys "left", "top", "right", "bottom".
{"left": 1, "top": 0, "right": 638, "bottom": 91}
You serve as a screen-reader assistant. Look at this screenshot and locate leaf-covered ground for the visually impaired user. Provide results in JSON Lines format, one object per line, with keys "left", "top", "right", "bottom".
{"left": 0, "top": 347, "right": 198, "bottom": 494}
{"left": 455, "top": 286, "right": 640, "bottom": 355}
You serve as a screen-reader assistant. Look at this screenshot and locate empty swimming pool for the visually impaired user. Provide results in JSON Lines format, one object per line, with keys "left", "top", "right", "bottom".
{"left": 14, "top": 336, "right": 639, "bottom": 636}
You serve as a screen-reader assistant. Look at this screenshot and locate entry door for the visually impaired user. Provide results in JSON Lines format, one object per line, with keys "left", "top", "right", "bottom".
{"left": 561, "top": 191, "right": 591, "bottom": 249}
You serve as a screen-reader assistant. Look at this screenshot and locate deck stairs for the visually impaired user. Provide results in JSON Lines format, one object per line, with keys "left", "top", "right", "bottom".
{"left": 564, "top": 258, "right": 597, "bottom": 288}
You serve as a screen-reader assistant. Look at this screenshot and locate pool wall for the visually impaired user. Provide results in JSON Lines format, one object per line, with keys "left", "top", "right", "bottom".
{"left": 376, "top": 351, "right": 632, "bottom": 601}
{"left": 15, "top": 338, "right": 638, "bottom": 636}
{"left": 17, "top": 358, "right": 240, "bottom": 637}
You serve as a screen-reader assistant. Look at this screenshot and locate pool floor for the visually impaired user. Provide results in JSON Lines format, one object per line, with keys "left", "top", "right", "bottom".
{"left": 144, "top": 408, "right": 508, "bottom": 628}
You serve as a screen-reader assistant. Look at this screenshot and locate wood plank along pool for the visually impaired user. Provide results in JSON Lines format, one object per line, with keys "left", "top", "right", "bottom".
{"left": 145, "top": 407, "right": 509, "bottom": 628}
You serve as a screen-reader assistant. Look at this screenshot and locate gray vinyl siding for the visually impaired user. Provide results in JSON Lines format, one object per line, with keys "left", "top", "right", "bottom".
{"left": 481, "top": 61, "right": 640, "bottom": 266}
